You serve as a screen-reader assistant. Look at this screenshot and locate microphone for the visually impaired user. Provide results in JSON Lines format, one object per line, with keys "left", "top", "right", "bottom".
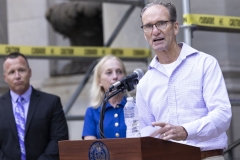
{"left": 108, "top": 68, "right": 144, "bottom": 92}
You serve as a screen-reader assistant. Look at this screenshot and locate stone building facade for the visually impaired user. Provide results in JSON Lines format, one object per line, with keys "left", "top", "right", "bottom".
{"left": 0, "top": 0, "right": 239, "bottom": 159}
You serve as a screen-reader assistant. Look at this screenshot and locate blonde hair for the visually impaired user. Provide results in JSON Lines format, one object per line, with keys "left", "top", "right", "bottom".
{"left": 90, "top": 55, "right": 127, "bottom": 108}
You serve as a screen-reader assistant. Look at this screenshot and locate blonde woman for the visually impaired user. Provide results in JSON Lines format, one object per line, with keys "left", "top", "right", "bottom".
{"left": 82, "top": 55, "right": 128, "bottom": 140}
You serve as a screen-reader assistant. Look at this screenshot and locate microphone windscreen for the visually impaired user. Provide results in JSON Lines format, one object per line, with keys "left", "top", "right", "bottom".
{"left": 134, "top": 68, "right": 144, "bottom": 80}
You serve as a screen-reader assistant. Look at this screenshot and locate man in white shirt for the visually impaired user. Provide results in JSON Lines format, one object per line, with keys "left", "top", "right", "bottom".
{"left": 137, "top": 1, "right": 232, "bottom": 160}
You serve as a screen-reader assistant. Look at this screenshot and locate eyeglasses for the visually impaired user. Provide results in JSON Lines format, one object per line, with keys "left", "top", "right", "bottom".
{"left": 141, "top": 20, "right": 175, "bottom": 33}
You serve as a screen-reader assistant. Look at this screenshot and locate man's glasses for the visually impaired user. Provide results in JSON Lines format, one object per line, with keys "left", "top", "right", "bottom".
{"left": 141, "top": 20, "right": 175, "bottom": 33}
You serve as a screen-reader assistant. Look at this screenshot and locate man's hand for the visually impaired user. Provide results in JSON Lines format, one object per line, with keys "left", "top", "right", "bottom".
{"left": 150, "top": 122, "right": 188, "bottom": 141}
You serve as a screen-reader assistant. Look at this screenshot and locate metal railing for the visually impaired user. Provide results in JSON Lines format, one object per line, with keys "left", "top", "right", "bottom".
{"left": 224, "top": 138, "right": 240, "bottom": 160}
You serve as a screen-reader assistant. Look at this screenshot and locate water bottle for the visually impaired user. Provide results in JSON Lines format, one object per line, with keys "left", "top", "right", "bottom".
{"left": 124, "top": 97, "right": 141, "bottom": 138}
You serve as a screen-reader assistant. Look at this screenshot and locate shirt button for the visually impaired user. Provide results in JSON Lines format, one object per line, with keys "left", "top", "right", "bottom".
{"left": 115, "top": 133, "right": 119, "bottom": 137}
{"left": 115, "top": 122, "right": 119, "bottom": 127}
{"left": 115, "top": 105, "right": 119, "bottom": 108}
{"left": 114, "top": 113, "right": 118, "bottom": 118}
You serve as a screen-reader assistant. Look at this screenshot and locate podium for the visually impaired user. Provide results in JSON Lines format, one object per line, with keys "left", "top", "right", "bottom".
{"left": 59, "top": 137, "right": 201, "bottom": 160}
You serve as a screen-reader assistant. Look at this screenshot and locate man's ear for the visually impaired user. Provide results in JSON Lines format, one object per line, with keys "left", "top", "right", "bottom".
{"left": 174, "top": 21, "right": 179, "bottom": 36}
{"left": 144, "top": 34, "right": 148, "bottom": 41}
{"left": 3, "top": 74, "right": 7, "bottom": 84}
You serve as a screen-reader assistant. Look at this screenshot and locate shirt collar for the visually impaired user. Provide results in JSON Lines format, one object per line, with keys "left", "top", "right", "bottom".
{"left": 148, "top": 42, "right": 199, "bottom": 70}
{"left": 11, "top": 86, "right": 32, "bottom": 103}
{"left": 98, "top": 96, "right": 127, "bottom": 112}
{"left": 178, "top": 42, "right": 199, "bottom": 60}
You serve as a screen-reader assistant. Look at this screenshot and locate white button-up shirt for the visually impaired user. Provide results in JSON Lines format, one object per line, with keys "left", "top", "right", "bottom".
{"left": 136, "top": 42, "right": 232, "bottom": 151}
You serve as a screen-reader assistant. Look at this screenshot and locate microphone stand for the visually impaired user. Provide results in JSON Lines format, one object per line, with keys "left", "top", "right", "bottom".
{"left": 99, "top": 78, "right": 139, "bottom": 139}
{"left": 99, "top": 86, "right": 125, "bottom": 139}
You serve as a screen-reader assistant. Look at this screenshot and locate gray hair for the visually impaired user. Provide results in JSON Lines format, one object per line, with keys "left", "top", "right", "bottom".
{"left": 140, "top": 1, "right": 177, "bottom": 22}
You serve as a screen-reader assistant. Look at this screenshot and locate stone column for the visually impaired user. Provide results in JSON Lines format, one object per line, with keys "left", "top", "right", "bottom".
{"left": 0, "top": 0, "right": 9, "bottom": 95}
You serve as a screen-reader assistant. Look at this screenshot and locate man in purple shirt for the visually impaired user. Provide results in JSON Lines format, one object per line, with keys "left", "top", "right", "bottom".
{"left": 0, "top": 52, "right": 68, "bottom": 160}
{"left": 137, "top": 1, "right": 232, "bottom": 160}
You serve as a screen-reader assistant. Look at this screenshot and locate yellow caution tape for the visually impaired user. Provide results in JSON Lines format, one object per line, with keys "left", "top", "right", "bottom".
{"left": 0, "top": 44, "right": 151, "bottom": 59}
{"left": 183, "top": 14, "right": 240, "bottom": 29}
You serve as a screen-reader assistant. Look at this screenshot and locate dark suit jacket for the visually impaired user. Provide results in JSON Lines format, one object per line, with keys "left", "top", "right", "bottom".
{"left": 0, "top": 87, "right": 69, "bottom": 160}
